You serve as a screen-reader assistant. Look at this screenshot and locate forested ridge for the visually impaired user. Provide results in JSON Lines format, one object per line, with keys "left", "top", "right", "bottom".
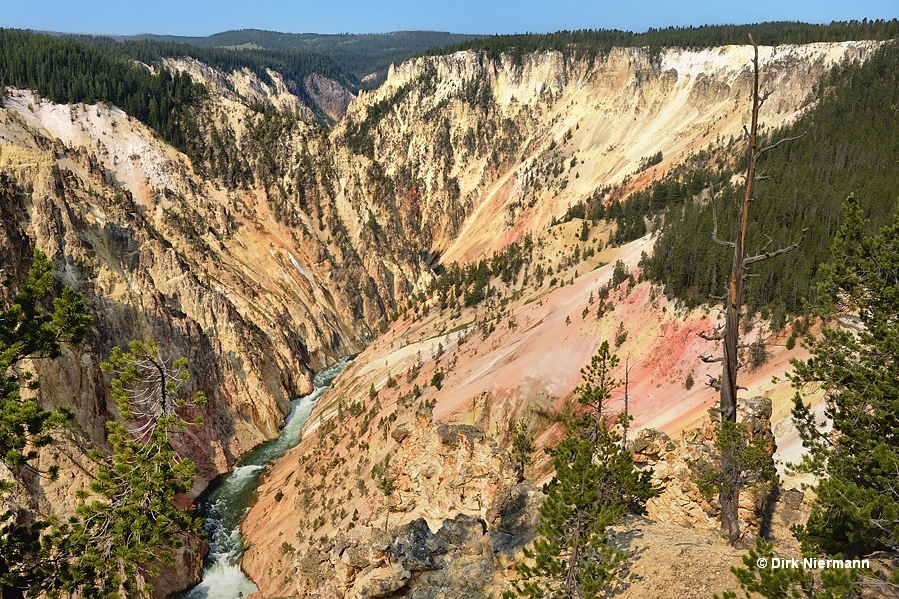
{"left": 0, "top": 29, "right": 357, "bottom": 159}
{"left": 643, "top": 39, "right": 899, "bottom": 325}
{"left": 130, "top": 30, "right": 479, "bottom": 88}
{"left": 0, "top": 28, "right": 207, "bottom": 159}
{"left": 73, "top": 36, "right": 358, "bottom": 96}
{"left": 426, "top": 19, "right": 899, "bottom": 63}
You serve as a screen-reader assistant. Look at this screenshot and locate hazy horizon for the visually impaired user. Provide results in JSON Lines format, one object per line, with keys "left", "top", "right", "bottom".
{"left": 4, "top": 0, "right": 896, "bottom": 39}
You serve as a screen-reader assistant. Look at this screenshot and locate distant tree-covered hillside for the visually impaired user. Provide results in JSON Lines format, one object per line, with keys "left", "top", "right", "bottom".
{"left": 129, "top": 30, "right": 481, "bottom": 88}
{"left": 0, "top": 28, "right": 206, "bottom": 159}
{"left": 426, "top": 20, "right": 899, "bottom": 63}
{"left": 644, "top": 39, "right": 899, "bottom": 326}
{"left": 72, "top": 36, "right": 359, "bottom": 101}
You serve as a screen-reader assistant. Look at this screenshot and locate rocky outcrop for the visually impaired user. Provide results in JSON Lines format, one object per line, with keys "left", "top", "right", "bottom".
{"left": 242, "top": 407, "right": 540, "bottom": 598}
{"left": 163, "top": 57, "right": 314, "bottom": 117}
{"left": 304, "top": 73, "right": 356, "bottom": 121}
{"left": 632, "top": 396, "right": 807, "bottom": 543}
{"left": 290, "top": 503, "right": 542, "bottom": 599}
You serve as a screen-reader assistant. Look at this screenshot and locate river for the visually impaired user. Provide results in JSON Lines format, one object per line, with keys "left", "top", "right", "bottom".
{"left": 180, "top": 357, "right": 351, "bottom": 599}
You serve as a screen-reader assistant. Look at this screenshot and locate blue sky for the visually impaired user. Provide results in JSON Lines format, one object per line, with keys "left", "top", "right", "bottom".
{"left": 3, "top": 0, "right": 896, "bottom": 37}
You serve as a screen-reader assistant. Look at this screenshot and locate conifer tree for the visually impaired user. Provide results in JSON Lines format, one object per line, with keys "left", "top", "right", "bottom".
{"left": 0, "top": 249, "right": 90, "bottom": 599}
{"left": 43, "top": 340, "right": 207, "bottom": 598}
{"left": 511, "top": 420, "right": 536, "bottom": 480}
{"left": 506, "top": 342, "right": 657, "bottom": 599}
{"left": 789, "top": 196, "right": 899, "bottom": 571}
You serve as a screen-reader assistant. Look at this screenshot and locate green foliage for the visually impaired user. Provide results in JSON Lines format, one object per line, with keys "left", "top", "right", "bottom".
{"left": 785, "top": 334, "right": 796, "bottom": 350}
{"left": 613, "top": 323, "right": 628, "bottom": 349}
{"left": 372, "top": 456, "right": 396, "bottom": 530}
{"left": 647, "top": 40, "right": 899, "bottom": 318}
{"left": 46, "top": 422, "right": 202, "bottom": 598}
{"left": 684, "top": 372, "right": 695, "bottom": 390}
{"left": 714, "top": 538, "right": 859, "bottom": 599}
{"left": 720, "top": 196, "right": 899, "bottom": 599}
{"left": 429, "top": 235, "right": 536, "bottom": 310}
{"left": 510, "top": 420, "right": 536, "bottom": 475}
{"left": 0, "top": 249, "right": 90, "bottom": 471}
{"left": 133, "top": 29, "right": 479, "bottom": 89}
{"left": 376, "top": 475, "right": 395, "bottom": 499}
{"left": 1, "top": 293, "right": 205, "bottom": 599}
{"left": 748, "top": 340, "right": 769, "bottom": 370}
{"left": 573, "top": 341, "right": 619, "bottom": 438}
{"left": 1, "top": 250, "right": 92, "bottom": 597}
{"left": 507, "top": 345, "right": 657, "bottom": 599}
{"left": 430, "top": 369, "right": 444, "bottom": 390}
{"left": 636, "top": 151, "right": 663, "bottom": 173}
{"left": 0, "top": 29, "right": 207, "bottom": 160}
{"left": 101, "top": 339, "right": 206, "bottom": 436}
{"left": 691, "top": 421, "right": 776, "bottom": 504}
{"left": 789, "top": 196, "right": 899, "bottom": 561}
{"left": 611, "top": 260, "right": 630, "bottom": 288}
{"left": 38, "top": 340, "right": 208, "bottom": 598}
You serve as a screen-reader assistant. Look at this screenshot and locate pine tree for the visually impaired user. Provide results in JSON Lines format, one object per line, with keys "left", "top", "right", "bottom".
{"left": 0, "top": 250, "right": 91, "bottom": 599}
{"left": 43, "top": 340, "right": 207, "bottom": 598}
{"left": 715, "top": 538, "right": 858, "bottom": 599}
{"left": 790, "top": 196, "right": 899, "bottom": 568}
{"left": 511, "top": 420, "right": 536, "bottom": 480}
{"left": 506, "top": 343, "right": 657, "bottom": 599}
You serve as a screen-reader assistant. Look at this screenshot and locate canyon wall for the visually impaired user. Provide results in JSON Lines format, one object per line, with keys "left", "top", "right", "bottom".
{"left": 0, "top": 39, "right": 879, "bottom": 598}
{"left": 239, "top": 42, "right": 870, "bottom": 597}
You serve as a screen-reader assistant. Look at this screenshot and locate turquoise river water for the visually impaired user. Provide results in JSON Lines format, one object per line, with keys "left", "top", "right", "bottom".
{"left": 180, "top": 357, "right": 351, "bottom": 599}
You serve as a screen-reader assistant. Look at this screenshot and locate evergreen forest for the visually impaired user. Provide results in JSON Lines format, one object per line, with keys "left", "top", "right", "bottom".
{"left": 643, "top": 39, "right": 899, "bottom": 325}
{"left": 426, "top": 19, "right": 899, "bottom": 63}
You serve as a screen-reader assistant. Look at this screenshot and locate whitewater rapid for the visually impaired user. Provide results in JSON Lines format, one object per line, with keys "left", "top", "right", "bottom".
{"left": 181, "top": 358, "right": 351, "bottom": 599}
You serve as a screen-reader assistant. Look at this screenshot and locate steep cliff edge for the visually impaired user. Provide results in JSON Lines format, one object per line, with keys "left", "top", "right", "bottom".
{"left": 331, "top": 42, "right": 878, "bottom": 264}
{"left": 239, "top": 41, "right": 874, "bottom": 597}
{"left": 0, "top": 83, "right": 428, "bottom": 488}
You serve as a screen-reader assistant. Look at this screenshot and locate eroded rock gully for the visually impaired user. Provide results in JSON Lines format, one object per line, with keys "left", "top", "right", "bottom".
{"left": 1, "top": 39, "right": 875, "bottom": 598}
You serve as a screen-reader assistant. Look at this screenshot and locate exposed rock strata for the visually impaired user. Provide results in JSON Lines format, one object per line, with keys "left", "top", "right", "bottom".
{"left": 0, "top": 82, "right": 423, "bottom": 595}
{"left": 633, "top": 396, "right": 807, "bottom": 543}
{"left": 1, "top": 40, "right": 874, "bottom": 597}
{"left": 242, "top": 408, "right": 541, "bottom": 597}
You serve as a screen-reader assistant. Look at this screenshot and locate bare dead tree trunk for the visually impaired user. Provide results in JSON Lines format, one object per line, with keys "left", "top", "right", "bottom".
{"left": 720, "top": 488, "right": 742, "bottom": 543}
{"left": 709, "top": 36, "right": 807, "bottom": 544}
{"left": 720, "top": 43, "right": 762, "bottom": 424}
{"left": 621, "top": 355, "right": 631, "bottom": 451}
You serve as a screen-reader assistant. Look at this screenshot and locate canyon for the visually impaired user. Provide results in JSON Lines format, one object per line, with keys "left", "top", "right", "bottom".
{"left": 0, "top": 36, "right": 883, "bottom": 597}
